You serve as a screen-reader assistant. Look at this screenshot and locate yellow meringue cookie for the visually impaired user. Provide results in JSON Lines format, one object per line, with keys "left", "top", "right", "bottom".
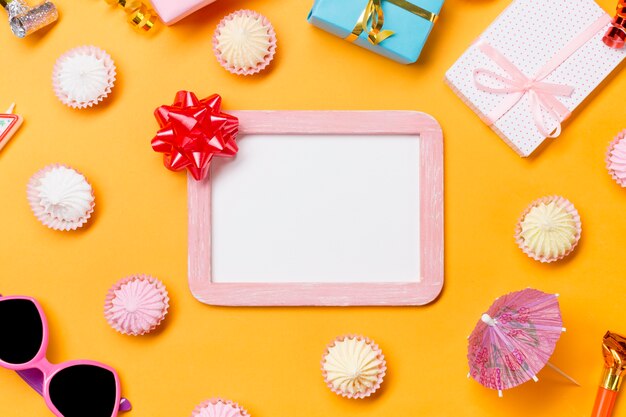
{"left": 322, "top": 336, "right": 385, "bottom": 398}
{"left": 519, "top": 200, "right": 578, "bottom": 261}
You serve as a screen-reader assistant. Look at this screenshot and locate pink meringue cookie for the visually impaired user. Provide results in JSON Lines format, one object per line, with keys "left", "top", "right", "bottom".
{"left": 191, "top": 399, "right": 250, "bottom": 417}
{"left": 606, "top": 129, "right": 626, "bottom": 187}
{"left": 105, "top": 274, "right": 169, "bottom": 336}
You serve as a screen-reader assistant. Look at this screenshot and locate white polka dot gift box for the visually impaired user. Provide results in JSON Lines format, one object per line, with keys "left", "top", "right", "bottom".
{"left": 445, "top": 0, "right": 626, "bottom": 157}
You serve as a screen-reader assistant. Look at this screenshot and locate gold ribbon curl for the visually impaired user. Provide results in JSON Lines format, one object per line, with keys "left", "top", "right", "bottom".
{"left": 346, "top": 0, "right": 438, "bottom": 45}
{"left": 105, "top": 0, "right": 157, "bottom": 32}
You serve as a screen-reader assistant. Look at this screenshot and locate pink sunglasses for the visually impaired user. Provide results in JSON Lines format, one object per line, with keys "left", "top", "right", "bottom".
{"left": 0, "top": 296, "right": 131, "bottom": 417}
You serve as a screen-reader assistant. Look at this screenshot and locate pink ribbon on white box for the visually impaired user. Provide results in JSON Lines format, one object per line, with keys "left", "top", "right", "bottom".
{"left": 472, "top": 13, "right": 612, "bottom": 138}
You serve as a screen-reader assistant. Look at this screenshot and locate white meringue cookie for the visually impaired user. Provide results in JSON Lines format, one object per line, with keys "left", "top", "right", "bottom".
{"left": 53, "top": 46, "right": 116, "bottom": 109}
{"left": 27, "top": 165, "right": 95, "bottom": 231}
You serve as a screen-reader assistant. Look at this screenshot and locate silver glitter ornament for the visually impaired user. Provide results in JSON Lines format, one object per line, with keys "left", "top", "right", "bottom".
{"left": 1, "top": 0, "right": 58, "bottom": 38}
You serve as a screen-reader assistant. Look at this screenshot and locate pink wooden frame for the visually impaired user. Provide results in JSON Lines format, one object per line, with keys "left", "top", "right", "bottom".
{"left": 188, "top": 111, "right": 444, "bottom": 306}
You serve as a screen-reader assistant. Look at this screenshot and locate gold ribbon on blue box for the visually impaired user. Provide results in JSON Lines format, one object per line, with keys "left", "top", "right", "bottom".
{"left": 346, "top": 0, "right": 438, "bottom": 45}
{"left": 307, "top": 0, "right": 443, "bottom": 64}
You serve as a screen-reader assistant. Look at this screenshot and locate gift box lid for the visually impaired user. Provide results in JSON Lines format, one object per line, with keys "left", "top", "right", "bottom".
{"left": 308, "top": 0, "right": 444, "bottom": 64}
{"left": 151, "top": 0, "right": 217, "bottom": 25}
{"left": 445, "top": 0, "right": 626, "bottom": 157}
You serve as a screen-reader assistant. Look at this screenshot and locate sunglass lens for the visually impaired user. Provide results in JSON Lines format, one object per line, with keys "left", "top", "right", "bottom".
{"left": 0, "top": 299, "right": 43, "bottom": 364}
{"left": 49, "top": 365, "right": 117, "bottom": 417}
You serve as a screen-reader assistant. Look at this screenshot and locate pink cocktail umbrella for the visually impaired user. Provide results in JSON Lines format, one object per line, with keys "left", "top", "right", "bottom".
{"left": 467, "top": 288, "right": 577, "bottom": 396}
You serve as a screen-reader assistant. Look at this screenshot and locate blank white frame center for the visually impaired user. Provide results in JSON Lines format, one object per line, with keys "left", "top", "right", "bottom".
{"left": 211, "top": 134, "right": 421, "bottom": 284}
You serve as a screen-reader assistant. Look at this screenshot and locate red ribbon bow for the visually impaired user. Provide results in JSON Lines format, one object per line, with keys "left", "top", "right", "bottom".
{"left": 151, "top": 91, "right": 239, "bottom": 181}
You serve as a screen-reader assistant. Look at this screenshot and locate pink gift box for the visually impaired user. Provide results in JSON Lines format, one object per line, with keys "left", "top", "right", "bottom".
{"left": 150, "top": 0, "right": 217, "bottom": 25}
{"left": 445, "top": 0, "right": 626, "bottom": 157}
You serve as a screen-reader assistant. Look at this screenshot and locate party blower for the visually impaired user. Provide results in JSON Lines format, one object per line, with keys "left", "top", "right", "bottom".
{"left": 604, "top": 0, "right": 626, "bottom": 48}
{"left": 591, "top": 332, "right": 626, "bottom": 417}
{"left": 0, "top": 0, "right": 58, "bottom": 38}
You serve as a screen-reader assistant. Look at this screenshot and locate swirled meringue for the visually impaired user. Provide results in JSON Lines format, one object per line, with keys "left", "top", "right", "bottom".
{"left": 191, "top": 399, "right": 249, "bottom": 417}
{"left": 53, "top": 46, "right": 116, "bottom": 109}
{"left": 213, "top": 10, "right": 277, "bottom": 75}
{"left": 27, "top": 164, "right": 95, "bottom": 231}
{"left": 322, "top": 335, "right": 386, "bottom": 399}
{"left": 105, "top": 275, "right": 169, "bottom": 336}
{"left": 516, "top": 196, "right": 581, "bottom": 263}
{"left": 607, "top": 130, "right": 626, "bottom": 187}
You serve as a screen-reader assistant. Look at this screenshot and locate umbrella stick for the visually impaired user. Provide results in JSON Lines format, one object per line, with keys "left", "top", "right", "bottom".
{"left": 546, "top": 361, "right": 580, "bottom": 386}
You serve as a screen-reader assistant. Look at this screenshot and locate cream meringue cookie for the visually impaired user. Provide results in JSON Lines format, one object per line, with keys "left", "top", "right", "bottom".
{"left": 27, "top": 164, "right": 95, "bottom": 231}
{"left": 213, "top": 10, "right": 277, "bottom": 75}
{"left": 322, "top": 336, "right": 386, "bottom": 398}
{"left": 517, "top": 197, "right": 581, "bottom": 262}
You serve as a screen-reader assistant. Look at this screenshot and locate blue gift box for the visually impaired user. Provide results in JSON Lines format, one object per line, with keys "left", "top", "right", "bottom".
{"left": 307, "top": 0, "right": 444, "bottom": 64}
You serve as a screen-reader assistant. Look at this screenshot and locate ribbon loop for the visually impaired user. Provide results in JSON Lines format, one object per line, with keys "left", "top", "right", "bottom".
{"left": 471, "top": 14, "right": 612, "bottom": 139}
{"left": 151, "top": 91, "right": 239, "bottom": 181}
{"left": 474, "top": 67, "right": 574, "bottom": 98}
{"left": 349, "top": 0, "right": 395, "bottom": 45}
{"left": 345, "top": 0, "right": 438, "bottom": 45}
{"left": 473, "top": 42, "right": 574, "bottom": 138}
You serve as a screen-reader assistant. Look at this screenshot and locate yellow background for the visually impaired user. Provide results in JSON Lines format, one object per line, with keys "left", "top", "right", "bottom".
{"left": 1, "top": 0, "right": 625, "bottom": 415}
